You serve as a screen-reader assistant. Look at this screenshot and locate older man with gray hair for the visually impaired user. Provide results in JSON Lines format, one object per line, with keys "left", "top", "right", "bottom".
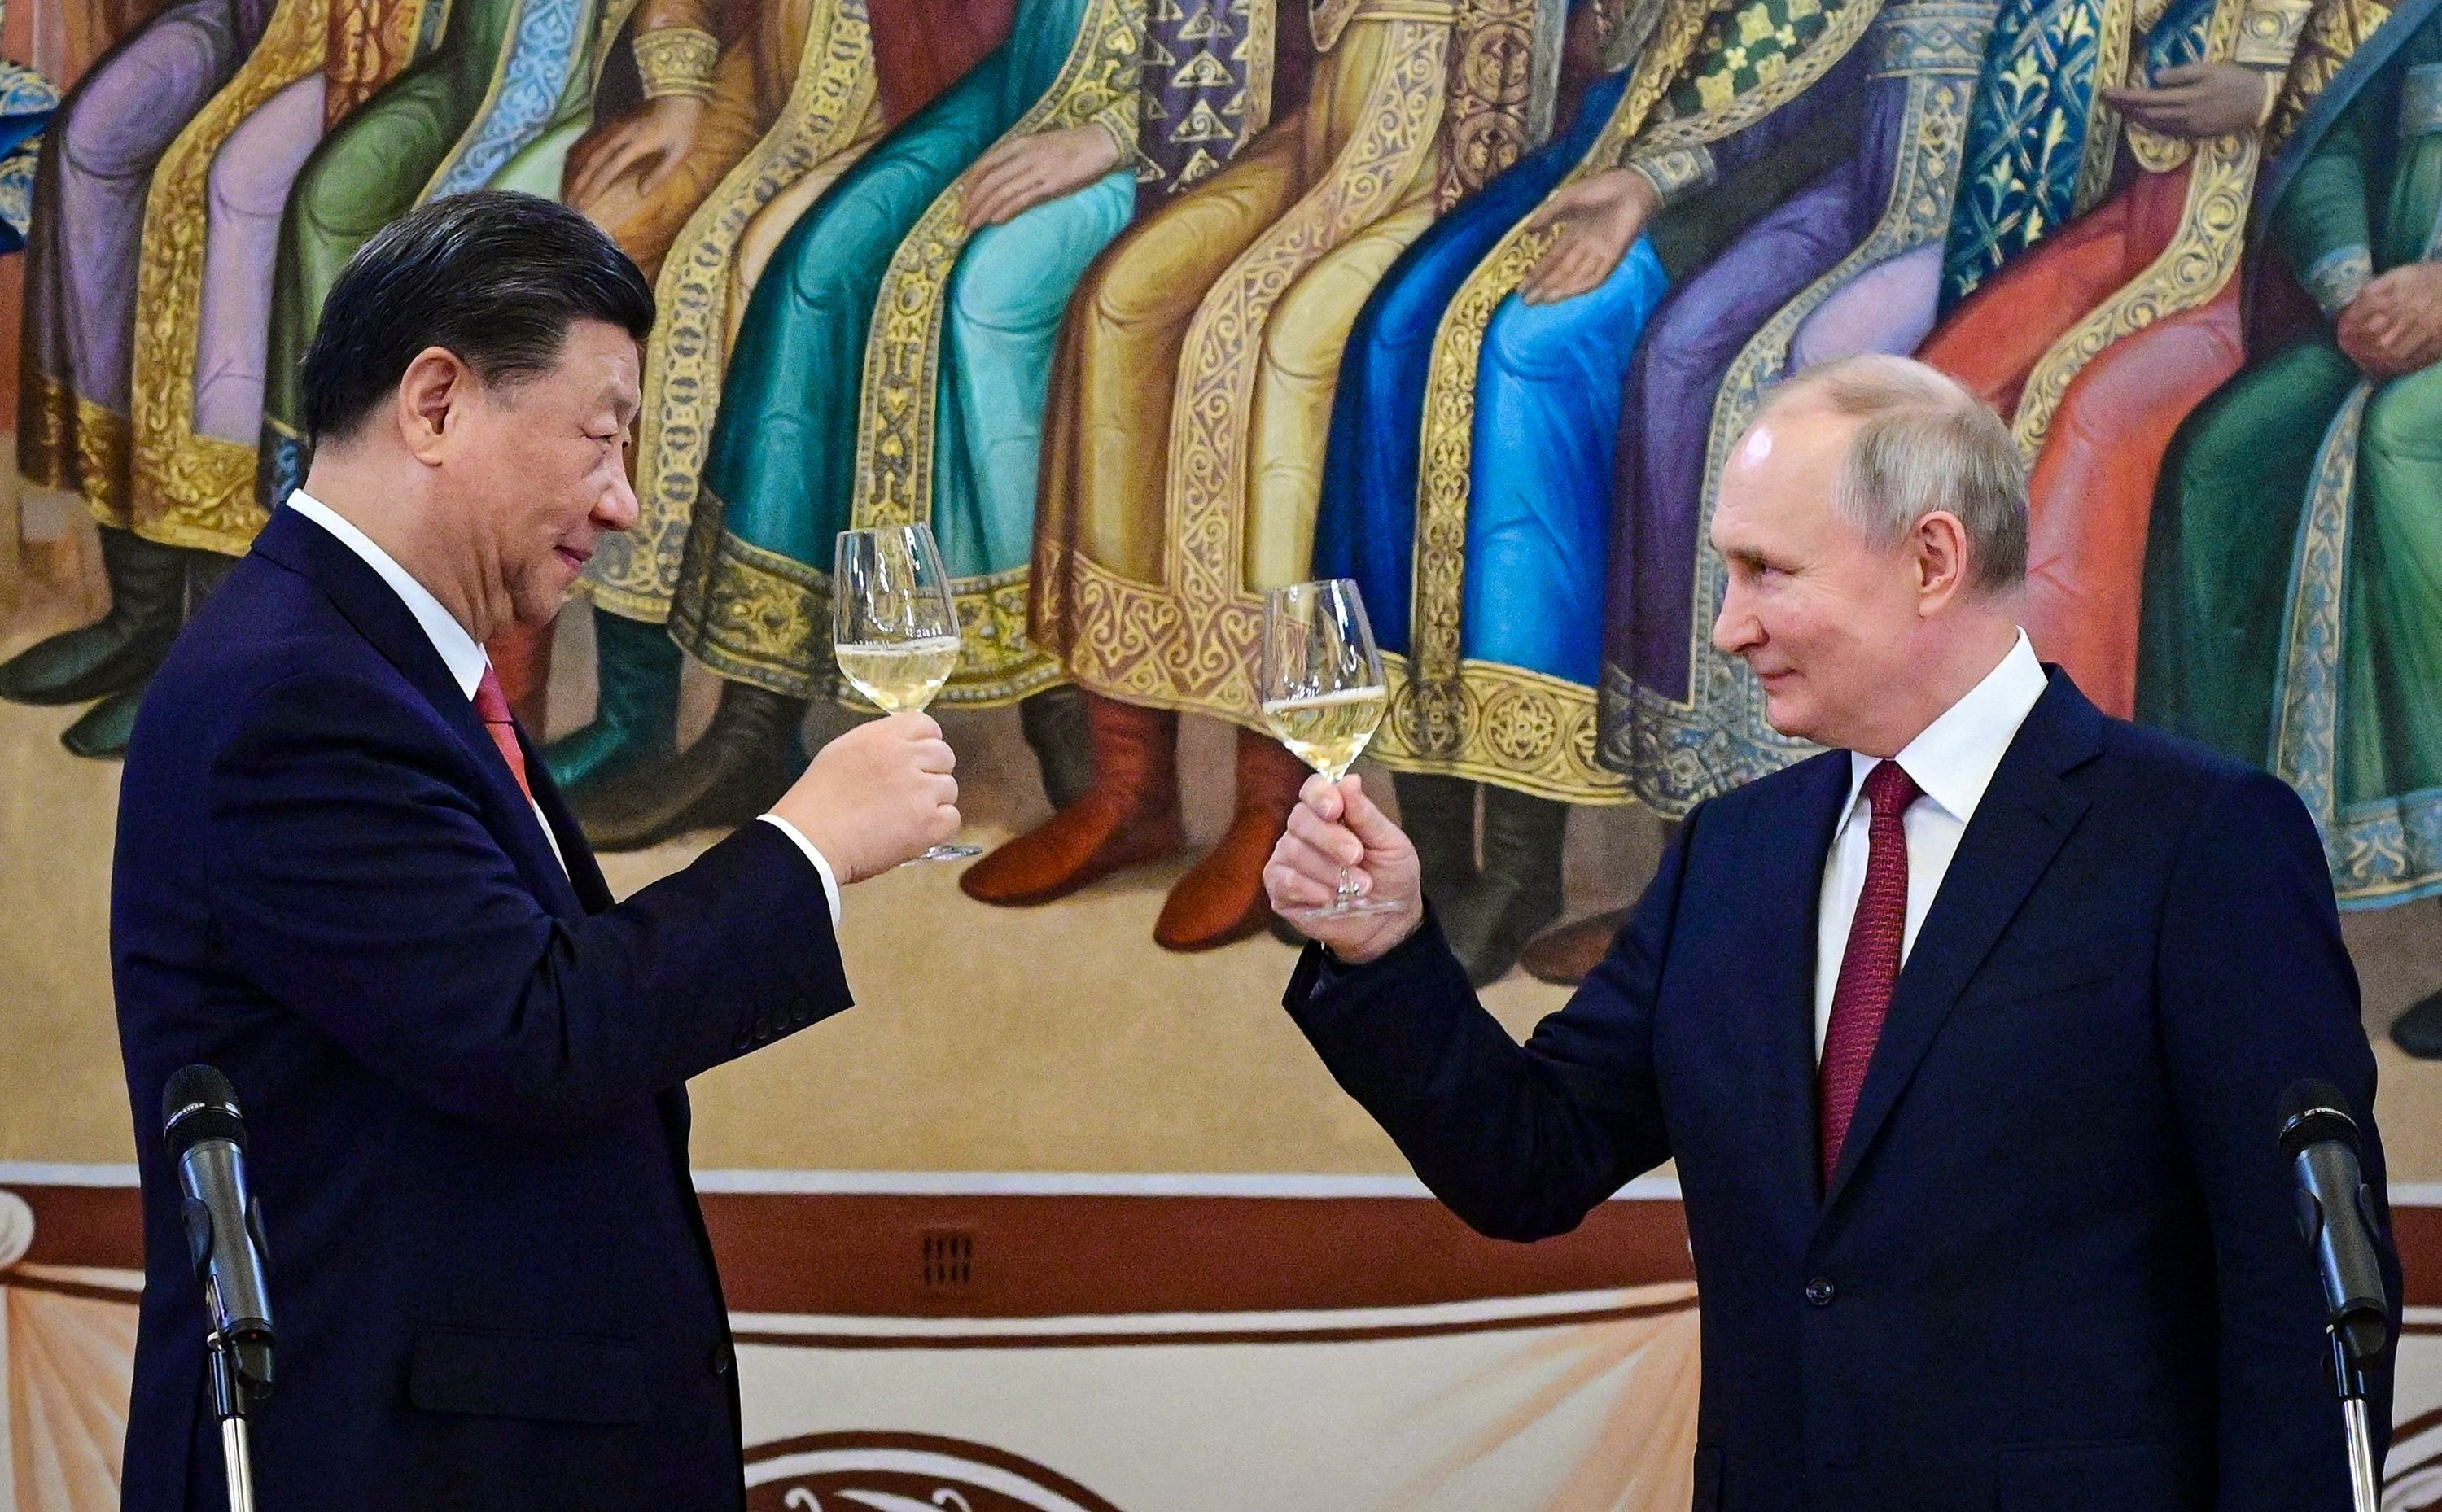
{"left": 1267, "top": 354, "right": 2397, "bottom": 1510}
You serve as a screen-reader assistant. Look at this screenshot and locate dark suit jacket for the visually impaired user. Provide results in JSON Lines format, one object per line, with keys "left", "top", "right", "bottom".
{"left": 112, "top": 507, "right": 850, "bottom": 1511}
{"left": 1288, "top": 671, "right": 2399, "bottom": 1512}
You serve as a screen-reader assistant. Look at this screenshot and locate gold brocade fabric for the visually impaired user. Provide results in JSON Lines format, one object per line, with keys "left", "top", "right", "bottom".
{"left": 2269, "top": 0, "right": 2392, "bottom": 147}
{"left": 1031, "top": 3, "right": 1455, "bottom": 727}
{"left": 590, "top": 0, "right": 882, "bottom": 623}
{"left": 125, "top": 0, "right": 349, "bottom": 554}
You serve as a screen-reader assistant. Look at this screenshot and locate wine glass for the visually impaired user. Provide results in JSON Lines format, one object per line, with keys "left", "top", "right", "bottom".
{"left": 833, "top": 523, "right": 981, "bottom": 863}
{"left": 1258, "top": 579, "right": 1402, "bottom": 918}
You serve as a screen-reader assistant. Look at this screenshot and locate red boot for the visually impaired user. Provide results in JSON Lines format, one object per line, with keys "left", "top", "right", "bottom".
{"left": 960, "top": 693, "right": 1186, "bottom": 905}
{"left": 1153, "top": 727, "right": 1308, "bottom": 951}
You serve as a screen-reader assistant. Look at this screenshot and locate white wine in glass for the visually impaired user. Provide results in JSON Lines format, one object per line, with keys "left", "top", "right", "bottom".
{"left": 1258, "top": 579, "right": 1402, "bottom": 918}
{"left": 833, "top": 523, "right": 981, "bottom": 862}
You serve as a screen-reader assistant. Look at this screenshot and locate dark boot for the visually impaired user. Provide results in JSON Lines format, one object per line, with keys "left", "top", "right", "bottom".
{"left": 2392, "top": 987, "right": 2442, "bottom": 1059}
{"left": 1518, "top": 910, "right": 1629, "bottom": 987}
{"left": 1019, "top": 683, "right": 1095, "bottom": 811}
{"left": 0, "top": 526, "right": 188, "bottom": 705}
{"left": 540, "top": 609, "right": 682, "bottom": 798}
{"left": 1153, "top": 728, "right": 1307, "bottom": 952}
{"left": 1392, "top": 773, "right": 1479, "bottom": 914}
{"left": 60, "top": 547, "right": 239, "bottom": 760}
{"left": 576, "top": 680, "right": 808, "bottom": 851}
{"left": 961, "top": 693, "right": 1184, "bottom": 905}
{"left": 1442, "top": 788, "right": 1567, "bottom": 987}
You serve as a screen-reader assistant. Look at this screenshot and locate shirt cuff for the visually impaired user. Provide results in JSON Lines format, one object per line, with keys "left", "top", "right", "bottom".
{"left": 756, "top": 814, "right": 842, "bottom": 929}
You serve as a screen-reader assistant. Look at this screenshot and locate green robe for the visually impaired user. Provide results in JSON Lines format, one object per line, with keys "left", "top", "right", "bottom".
{"left": 2137, "top": 2, "right": 2442, "bottom": 906}
{"left": 667, "top": 0, "right": 1138, "bottom": 706}
{"left": 255, "top": 0, "right": 627, "bottom": 503}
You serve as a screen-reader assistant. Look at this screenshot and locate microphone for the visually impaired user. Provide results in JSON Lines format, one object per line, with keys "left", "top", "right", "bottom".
{"left": 163, "top": 1065, "right": 274, "bottom": 1401}
{"left": 2278, "top": 1078, "right": 2387, "bottom": 1366}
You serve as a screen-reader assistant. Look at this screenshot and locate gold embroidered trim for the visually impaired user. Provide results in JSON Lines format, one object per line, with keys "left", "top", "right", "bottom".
{"left": 1368, "top": 653, "right": 1633, "bottom": 802}
{"left": 73, "top": 395, "right": 133, "bottom": 529}
{"left": 1398, "top": 0, "right": 1884, "bottom": 753}
{"left": 2267, "top": 0, "right": 2388, "bottom": 150}
{"left": 19, "top": 368, "right": 76, "bottom": 491}
{"left": 1437, "top": 0, "right": 1551, "bottom": 209}
{"left": 632, "top": 24, "right": 720, "bottom": 98}
{"left": 1053, "top": 16, "right": 1453, "bottom": 722}
{"left": 2008, "top": 0, "right": 2260, "bottom": 455}
{"left": 1626, "top": 142, "right": 1717, "bottom": 200}
{"left": 601, "top": 0, "right": 880, "bottom": 623}
{"left": 2234, "top": 0, "right": 2314, "bottom": 61}
{"left": 847, "top": 0, "right": 1141, "bottom": 541}
{"left": 672, "top": 489, "right": 1061, "bottom": 703}
{"left": 127, "top": 0, "right": 335, "bottom": 557}
{"left": 2079, "top": 0, "right": 2143, "bottom": 212}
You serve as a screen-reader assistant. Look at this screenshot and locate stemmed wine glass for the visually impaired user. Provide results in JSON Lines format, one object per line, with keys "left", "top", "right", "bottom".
{"left": 1258, "top": 579, "right": 1401, "bottom": 917}
{"left": 833, "top": 523, "right": 982, "bottom": 863}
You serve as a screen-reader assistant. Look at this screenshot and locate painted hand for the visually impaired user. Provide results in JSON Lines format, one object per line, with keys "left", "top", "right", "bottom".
{"left": 959, "top": 125, "right": 1125, "bottom": 230}
{"left": 565, "top": 95, "right": 707, "bottom": 209}
{"left": 2338, "top": 263, "right": 2442, "bottom": 378}
{"left": 2102, "top": 62, "right": 2274, "bottom": 139}
{"left": 1520, "top": 168, "right": 1659, "bottom": 306}
{"left": 1264, "top": 774, "right": 1425, "bottom": 964}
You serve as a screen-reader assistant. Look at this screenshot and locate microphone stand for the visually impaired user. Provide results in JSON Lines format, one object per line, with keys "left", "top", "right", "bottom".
{"left": 206, "top": 1327, "right": 259, "bottom": 1512}
{"left": 2331, "top": 1331, "right": 2381, "bottom": 1512}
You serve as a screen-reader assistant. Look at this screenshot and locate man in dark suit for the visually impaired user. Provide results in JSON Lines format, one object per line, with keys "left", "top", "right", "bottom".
{"left": 112, "top": 191, "right": 962, "bottom": 1510}
{"left": 1265, "top": 354, "right": 2400, "bottom": 1510}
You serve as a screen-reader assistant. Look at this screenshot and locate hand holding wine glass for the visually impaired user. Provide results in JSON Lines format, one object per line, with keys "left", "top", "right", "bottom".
{"left": 832, "top": 524, "right": 982, "bottom": 863}
{"left": 1257, "top": 580, "right": 1416, "bottom": 948}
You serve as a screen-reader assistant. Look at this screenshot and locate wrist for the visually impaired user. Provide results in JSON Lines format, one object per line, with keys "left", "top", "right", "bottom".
{"left": 633, "top": 25, "right": 719, "bottom": 100}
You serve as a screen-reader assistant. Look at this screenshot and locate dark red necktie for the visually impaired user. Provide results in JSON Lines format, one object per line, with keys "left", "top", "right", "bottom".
{"left": 1818, "top": 758, "right": 1923, "bottom": 1184}
{"left": 472, "top": 665, "right": 533, "bottom": 802}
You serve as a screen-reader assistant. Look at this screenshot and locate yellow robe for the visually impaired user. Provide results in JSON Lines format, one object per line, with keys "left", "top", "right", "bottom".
{"left": 1031, "top": 0, "right": 1460, "bottom": 727}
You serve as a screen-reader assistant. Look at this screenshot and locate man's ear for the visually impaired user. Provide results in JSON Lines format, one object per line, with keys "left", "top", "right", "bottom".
{"left": 396, "top": 347, "right": 471, "bottom": 465}
{"left": 1913, "top": 509, "right": 1972, "bottom": 617}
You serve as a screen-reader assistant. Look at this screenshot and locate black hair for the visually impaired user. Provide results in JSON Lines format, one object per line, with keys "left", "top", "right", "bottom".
{"left": 299, "top": 190, "right": 654, "bottom": 445}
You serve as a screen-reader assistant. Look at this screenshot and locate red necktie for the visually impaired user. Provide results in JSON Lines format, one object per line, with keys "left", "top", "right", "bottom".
{"left": 1818, "top": 758, "right": 1923, "bottom": 1184}
{"left": 472, "top": 664, "right": 533, "bottom": 802}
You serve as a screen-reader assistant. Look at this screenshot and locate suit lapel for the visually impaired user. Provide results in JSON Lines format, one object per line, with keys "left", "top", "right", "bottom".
{"left": 524, "top": 733, "right": 614, "bottom": 912}
{"left": 253, "top": 508, "right": 591, "bottom": 919}
{"left": 1740, "top": 750, "right": 1857, "bottom": 1217}
{"left": 1818, "top": 672, "right": 2103, "bottom": 1210}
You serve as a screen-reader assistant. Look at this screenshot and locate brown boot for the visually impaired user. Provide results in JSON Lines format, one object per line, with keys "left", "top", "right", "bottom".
{"left": 1154, "top": 728, "right": 1308, "bottom": 952}
{"left": 961, "top": 693, "right": 1184, "bottom": 905}
{"left": 1518, "top": 910, "right": 1630, "bottom": 986}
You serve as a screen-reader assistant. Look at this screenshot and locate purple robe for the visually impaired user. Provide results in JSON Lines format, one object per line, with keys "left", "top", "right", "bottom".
{"left": 19, "top": 0, "right": 280, "bottom": 506}
{"left": 1597, "top": 0, "right": 1998, "bottom": 807}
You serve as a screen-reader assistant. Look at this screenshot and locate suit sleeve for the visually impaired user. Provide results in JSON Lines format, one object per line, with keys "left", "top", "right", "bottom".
{"left": 203, "top": 670, "right": 852, "bottom": 1132}
{"left": 1281, "top": 813, "right": 1696, "bottom": 1241}
{"left": 2155, "top": 767, "right": 2400, "bottom": 1512}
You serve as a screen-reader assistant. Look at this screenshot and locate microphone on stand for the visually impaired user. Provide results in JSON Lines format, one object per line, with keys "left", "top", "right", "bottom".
{"left": 164, "top": 1064, "right": 273, "bottom": 1512}
{"left": 2278, "top": 1078, "right": 2389, "bottom": 1512}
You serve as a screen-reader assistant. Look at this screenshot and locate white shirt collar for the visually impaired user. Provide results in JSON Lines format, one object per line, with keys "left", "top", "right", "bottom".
{"left": 1842, "top": 629, "right": 2049, "bottom": 828}
{"left": 284, "top": 489, "right": 489, "bottom": 700}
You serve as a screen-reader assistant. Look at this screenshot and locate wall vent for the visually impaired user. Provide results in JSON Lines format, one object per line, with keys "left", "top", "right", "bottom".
{"left": 921, "top": 1227, "right": 974, "bottom": 1287}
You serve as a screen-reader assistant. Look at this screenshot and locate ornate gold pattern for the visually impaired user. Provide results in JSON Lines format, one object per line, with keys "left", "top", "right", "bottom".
{"left": 671, "top": 489, "right": 1059, "bottom": 702}
{"left": 1606, "top": 4, "right": 1991, "bottom": 811}
{"left": 19, "top": 368, "right": 76, "bottom": 492}
{"left": 1436, "top": 0, "right": 1550, "bottom": 209}
{"left": 1626, "top": 141, "right": 1716, "bottom": 199}
{"left": 2235, "top": 0, "right": 2314, "bottom": 60}
{"left": 1054, "top": 12, "right": 1455, "bottom": 724}
{"left": 597, "top": 0, "right": 881, "bottom": 623}
{"left": 2007, "top": 0, "right": 2269, "bottom": 456}
{"left": 632, "top": 24, "right": 720, "bottom": 96}
{"left": 2267, "top": 0, "right": 2389, "bottom": 147}
{"left": 1367, "top": 653, "right": 1631, "bottom": 802}
{"left": 73, "top": 396, "right": 133, "bottom": 529}
{"left": 327, "top": 0, "right": 432, "bottom": 125}
{"left": 2076, "top": 0, "right": 2141, "bottom": 211}
{"left": 1390, "top": 0, "right": 1881, "bottom": 780}
{"left": 127, "top": 0, "right": 335, "bottom": 556}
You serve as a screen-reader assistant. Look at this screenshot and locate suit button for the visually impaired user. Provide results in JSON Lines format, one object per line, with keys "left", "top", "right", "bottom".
{"left": 1804, "top": 1277, "right": 1836, "bottom": 1307}
{"left": 709, "top": 1341, "right": 735, "bottom": 1375}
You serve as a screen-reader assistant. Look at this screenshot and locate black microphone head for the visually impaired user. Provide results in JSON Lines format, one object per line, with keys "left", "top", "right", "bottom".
{"left": 163, "top": 1065, "right": 246, "bottom": 1157}
{"left": 2278, "top": 1077, "right": 2358, "bottom": 1160}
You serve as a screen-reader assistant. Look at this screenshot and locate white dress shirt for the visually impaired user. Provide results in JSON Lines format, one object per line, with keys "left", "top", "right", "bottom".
{"left": 283, "top": 492, "right": 841, "bottom": 924}
{"left": 1811, "top": 630, "right": 2047, "bottom": 1059}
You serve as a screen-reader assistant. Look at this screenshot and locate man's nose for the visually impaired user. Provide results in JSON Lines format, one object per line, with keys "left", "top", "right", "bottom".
{"left": 1713, "top": 586, "right": 1757, "bottom": 657}
{"left": 596, "top": 468, "right": 641, "bottom": 532}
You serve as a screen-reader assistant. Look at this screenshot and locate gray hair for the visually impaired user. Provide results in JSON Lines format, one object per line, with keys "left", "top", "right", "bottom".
{"left": 1754, "top": 353, "right": 2028, "bottom": 595}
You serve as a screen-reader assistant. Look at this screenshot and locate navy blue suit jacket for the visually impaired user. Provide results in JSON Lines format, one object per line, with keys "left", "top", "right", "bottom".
{"left": 112, "top": 507, "right": 851, "bottom": 1511}
{"left": 1288, "top": 671, "right": 2399, "bottom": 1511}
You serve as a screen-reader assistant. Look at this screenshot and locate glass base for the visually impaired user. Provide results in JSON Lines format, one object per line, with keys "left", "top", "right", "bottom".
{"left": 1286, "top": 894, "right": 1407, "bottom": 920}
{"left": 909, "top": 843, "right": 984, "bottom": 864}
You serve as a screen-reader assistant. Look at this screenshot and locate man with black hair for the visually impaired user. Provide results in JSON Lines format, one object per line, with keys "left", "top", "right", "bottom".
{"left": 111, "top": 190, "right": 959, "bottom": 1511}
